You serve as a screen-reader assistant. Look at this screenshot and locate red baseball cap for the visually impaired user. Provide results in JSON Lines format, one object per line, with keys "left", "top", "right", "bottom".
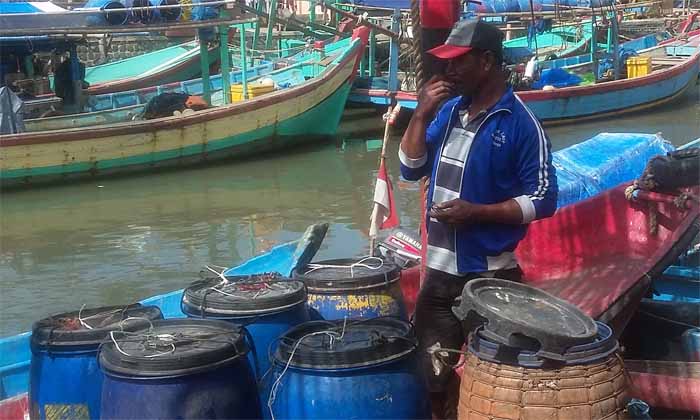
{"left": 427, "top": 19, "right": 504, "bottom": 60}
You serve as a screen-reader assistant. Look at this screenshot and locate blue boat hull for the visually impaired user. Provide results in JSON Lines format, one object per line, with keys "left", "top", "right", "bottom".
{"left": 0, "top": 224, "right": 328, "bottom": 405}
{"left": 350, "top": 46, "right": 700, "bottom": 125}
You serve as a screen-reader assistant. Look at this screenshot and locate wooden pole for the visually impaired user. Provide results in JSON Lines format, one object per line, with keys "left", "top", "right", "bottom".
{"left": 253, "top": 0, "right": 264, "bottom": 49}
{"left": 369, "top": 105, "right": 395, "bottom": 256}
{"left": 265, "top": 0, "right": 278, "bottom": 53}
{"left": 69, "top": 44, "right": 82, "bottom": 113}
{"left": 388, "top": 9, "right": 400, "bottom": 93}
{"left": 240, "top": 23, "right": 249, "bottom": 101}
{"left": 368, "top": 29, "right": 376, "bottom": 77}
{"left": 220, "top": 24, "right": 231, "bottom": 105}
{"left": 198, "top": 29, "right": 212, "bottom": 105}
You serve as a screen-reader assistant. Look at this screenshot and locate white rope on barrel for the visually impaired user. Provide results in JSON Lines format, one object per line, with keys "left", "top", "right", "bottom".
{"left": 304, "top": 256, "right": 385, "bottom": 278}
{"left": 267, "top": 317, "right": 349, "bottom": 420}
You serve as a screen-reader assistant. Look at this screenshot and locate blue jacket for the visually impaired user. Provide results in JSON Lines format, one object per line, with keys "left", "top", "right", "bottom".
{"left": 399, "top": 87, "right": 558, "bottom": 273}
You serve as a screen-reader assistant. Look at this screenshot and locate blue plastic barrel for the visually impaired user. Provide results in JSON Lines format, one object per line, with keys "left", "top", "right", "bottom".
{"left": 517, "top": 0, "right": 543, "bottom": 11}
{"left": 181, "top": 275, "right": 309, "bottom": 380}
{"left": 99, "top": 319, "right": 262, "bottom": 419}
{"left": 29, "top": 304, "right": 163, "bottom": 420}
{"left": 124, "top": 0, "right": 179, "bottom": 22}
{"left": 268, "top": 318, "right": 430, "bottom": 420}
{"left": 293, "top": 258, "right": 406, "bottom": 320}
{"left": 81, "top": 0, "right": 128, "bottom": 26}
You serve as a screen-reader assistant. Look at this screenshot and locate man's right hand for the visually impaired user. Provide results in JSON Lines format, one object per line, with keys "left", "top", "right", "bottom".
{"left": 415, "top": 75, "right": 455, "bottom": 121}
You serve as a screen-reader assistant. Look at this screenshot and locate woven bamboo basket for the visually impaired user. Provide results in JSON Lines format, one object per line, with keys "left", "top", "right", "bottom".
{"left": 458, "top": 353, "right": 629, "bottom": 420}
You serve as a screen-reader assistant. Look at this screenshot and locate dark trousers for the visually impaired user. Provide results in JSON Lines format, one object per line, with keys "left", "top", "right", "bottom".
{"left": 414, "top": 267, "right": 522, "bottom": 393}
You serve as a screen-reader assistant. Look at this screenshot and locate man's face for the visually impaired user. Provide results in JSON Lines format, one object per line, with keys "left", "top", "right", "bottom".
{"left": 444, "top": 50, "right": 492, "bottom": 96}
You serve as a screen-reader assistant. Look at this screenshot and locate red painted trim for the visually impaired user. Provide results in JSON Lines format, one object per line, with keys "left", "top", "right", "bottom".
{"left": 629, "top": 371, "right": 700, "bottom": 412}
{"left": 355, "top": 37, "right": 700, "bottom": 103}
{"left": 0, "top": 41, "right": 362, "bottom": 148}
{"left": 519, "top": 51, "right": 700, "bottom": 101}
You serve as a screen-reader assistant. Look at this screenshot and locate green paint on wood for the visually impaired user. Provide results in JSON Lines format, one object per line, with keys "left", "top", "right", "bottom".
{"left": 3, "top": 82, "right": 352, "bottom": 183}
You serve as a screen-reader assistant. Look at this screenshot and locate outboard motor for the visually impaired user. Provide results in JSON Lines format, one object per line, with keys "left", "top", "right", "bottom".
{"left": 376, "top": 230, "right": 422, "bottom": 268}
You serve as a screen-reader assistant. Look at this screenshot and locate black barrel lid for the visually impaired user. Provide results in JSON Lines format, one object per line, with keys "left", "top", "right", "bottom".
{"left": 31, "top": 304, "right": 163, "bottom": 350}
{"left": 182, "top": 275, "right": 307, "bottom": 317}
{"left": 99, "top": 319, "right": 249, "bottom": 378}
{"left": 292, "top": 257, "right": 400, "bottom": 293}
{"left": 469, "top": 321, "right": 618, "bottom": 368}
{"left": 273, "top": 317, "right": 416, "bottom": 369}
{"left": 452, "top": 278, "right": 598, "bottom": 355}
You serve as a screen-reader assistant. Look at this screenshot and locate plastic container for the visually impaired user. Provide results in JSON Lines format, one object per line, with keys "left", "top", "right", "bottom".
{"left": 268, "top": 318, "right": 430, "bottom": 419}
{"left": 29, "top": 304, "right": 163, "bottom": 420}
{"left": 99, "top": 319, "right": 261, "bottom": 419}
{"left": 293, "top": 257, "right": 406, "bottom": 320}
{"left": 626, "top": 56, "right": 652, "bottom": 78}
{"left": 81, "top": 0, "right": 128, "bottom": 26}
{"left": 230, "top": 79, "right": 276, "bottom": 102}
{"left": 452, "top": 278, "right": 598, "bottom": 358}
{"left": 181, "top": 275, "right": 309, "bottom": 380}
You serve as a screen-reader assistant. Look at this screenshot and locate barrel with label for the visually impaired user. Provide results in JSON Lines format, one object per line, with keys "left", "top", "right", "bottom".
{"left": 293, "top": 257, "right": 406, "bottom": 320}
{"left": 268, "top": 318, "right": 430, "bottom": 419}
{"left": 29, "top": 304, "right": 163, "bottom": 420}
{"left": 99, "top": 319, "right": 261, "bottom": 419}
{"left": 181, "top": 275, "right": 309, "bottom": 379}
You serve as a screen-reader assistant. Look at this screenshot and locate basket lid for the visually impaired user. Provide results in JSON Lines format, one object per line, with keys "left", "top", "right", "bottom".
{"left": 274, "top": 318, "right": 416, "bottom": 369}
{"left": 182, "top": 275, "right": 307, "bottom": 317}
{"left": 292, "top": 258, "right": 400, "bottom": 293}
{"left": 31, "top": 304, "right": 163, "bottom": 350}
{"left": 452, "top": 278, "right": 598, "bottom": 355}
{"left": 99, "top": 319, "right": 249, "bottom": 378}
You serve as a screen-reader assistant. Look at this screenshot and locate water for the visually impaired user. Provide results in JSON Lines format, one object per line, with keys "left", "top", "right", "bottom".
{"left": 1, "top": 86, "right": 698, "bottom": 337}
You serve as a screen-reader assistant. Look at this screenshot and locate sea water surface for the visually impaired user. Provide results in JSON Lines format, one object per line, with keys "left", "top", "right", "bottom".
{"left": 1, "top": 85, "right": 698, "bottom": 337}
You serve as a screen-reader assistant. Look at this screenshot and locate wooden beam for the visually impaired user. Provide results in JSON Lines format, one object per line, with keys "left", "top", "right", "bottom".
{"left": 0, "top": 17, "right": 258, "bottom": 36}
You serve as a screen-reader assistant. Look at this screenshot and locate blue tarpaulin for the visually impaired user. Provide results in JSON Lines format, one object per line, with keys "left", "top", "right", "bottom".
{"left": 553, "top": 133, "right": 675, "bottom": 208}
{"left": 532, "top": 67, "right": 582, "bottom": 89}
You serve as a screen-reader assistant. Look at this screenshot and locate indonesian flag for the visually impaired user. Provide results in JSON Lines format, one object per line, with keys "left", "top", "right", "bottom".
{"left": 369, "top": 160, "right": 400, "bottom": 237}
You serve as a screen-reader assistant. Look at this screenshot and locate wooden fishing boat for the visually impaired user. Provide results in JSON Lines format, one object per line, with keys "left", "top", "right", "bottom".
{"left": 503, "top": 21, "right": 600, "bottom": 60}
{"left": 350, "top": 33, "right": 700, "bottom": 125}
{"left": 622, "top": 299, "right": 700, "bottom": 413}
{"left": 396, "top": 182, "right": 700, "bottom": 412}
{"left": 0, "top": 28, "right": 370, "bottom": 189}
{"left": 23, "top": 38, "right": 356, "bottom": 131}
{"left": 0, "top": 223, "right": 330, "bottom": 419}
{"left": 84, "top": 40, "right": 214, "bottom": 95}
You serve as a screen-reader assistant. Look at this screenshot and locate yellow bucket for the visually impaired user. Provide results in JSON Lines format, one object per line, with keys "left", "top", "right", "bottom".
{"left": 626, "top": 56, "right": 651, "bottom": 79}
{"left": 231, "top": 80, "right": 275, "bottom": 102}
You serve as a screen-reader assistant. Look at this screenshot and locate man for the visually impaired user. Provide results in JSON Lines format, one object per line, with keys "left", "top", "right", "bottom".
{"left": 398, "top": 19, "right": 558, "bottom": 419}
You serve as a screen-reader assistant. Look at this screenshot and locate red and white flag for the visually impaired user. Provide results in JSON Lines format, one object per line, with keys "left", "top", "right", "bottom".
{"left": 369, "top": 160, "right": 400, "bottom": 237}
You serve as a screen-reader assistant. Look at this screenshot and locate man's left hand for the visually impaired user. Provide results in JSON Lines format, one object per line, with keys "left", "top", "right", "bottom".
{"left": 428, "top": 199, "right": 481, "bottom": 225}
